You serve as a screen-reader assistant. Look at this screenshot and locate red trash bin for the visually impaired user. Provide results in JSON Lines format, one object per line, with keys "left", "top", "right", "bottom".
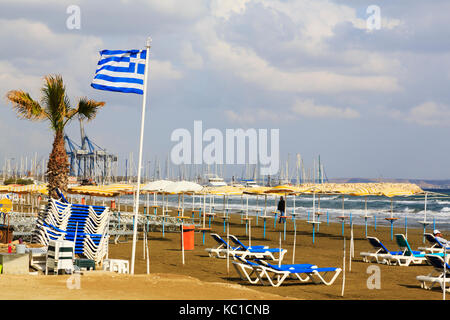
{"left": 181, "top": 225, "right": 195, "bottom": 250}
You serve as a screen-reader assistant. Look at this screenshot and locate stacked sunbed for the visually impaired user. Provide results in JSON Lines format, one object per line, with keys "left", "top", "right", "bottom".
{"left": 32, "top": 194, "right": 110, "bottom": 264}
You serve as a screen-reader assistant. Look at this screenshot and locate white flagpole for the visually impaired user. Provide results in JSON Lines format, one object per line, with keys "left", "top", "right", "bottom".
{"left": 130, "top": 37, "right": 152, "bottom": 275}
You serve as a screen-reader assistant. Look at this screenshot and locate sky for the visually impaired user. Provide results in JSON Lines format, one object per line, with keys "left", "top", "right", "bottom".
{"left": 1, "top": 0, "right": 450, "bottom": 180}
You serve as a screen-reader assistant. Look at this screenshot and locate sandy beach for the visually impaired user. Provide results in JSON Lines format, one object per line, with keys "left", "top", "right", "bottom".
{"left": 0, "top": 208, "right": 446, "bottom": 300}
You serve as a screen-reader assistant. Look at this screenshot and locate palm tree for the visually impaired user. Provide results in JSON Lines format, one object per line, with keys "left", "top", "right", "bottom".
{"left": 6, "top": 75, "right": 105, "bottom": 198}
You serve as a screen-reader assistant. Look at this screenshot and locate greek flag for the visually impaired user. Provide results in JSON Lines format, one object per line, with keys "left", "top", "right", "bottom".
{"left": 91, "top": 49, "right": 147, "bottom": 95}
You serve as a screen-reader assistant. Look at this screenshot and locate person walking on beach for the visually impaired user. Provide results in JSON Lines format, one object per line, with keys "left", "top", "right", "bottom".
{"left": 434, "top": 229, "right": 449, "bottom": 247}
{"left": 277, "top": 196, "right": 286, "bottom": 223}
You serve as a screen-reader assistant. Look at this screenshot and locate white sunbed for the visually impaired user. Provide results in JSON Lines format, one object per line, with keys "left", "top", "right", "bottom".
{"left": 417, "top": 254, "right": 450, "bottom": 292}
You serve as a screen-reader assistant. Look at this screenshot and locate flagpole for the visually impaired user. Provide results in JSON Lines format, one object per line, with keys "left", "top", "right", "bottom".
{"left": 130, "top": 37, "right": 152, "bottom": 275}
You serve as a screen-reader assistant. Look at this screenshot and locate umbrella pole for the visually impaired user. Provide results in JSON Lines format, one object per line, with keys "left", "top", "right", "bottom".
{"left": 390, "top": 198, "right": 394, "bottom": 241}
{"left": 317, "top": 194, "right": 321, "bottom": 232}
{"left": 292, "top": 221, "right": 297, "bottom": 264}
{"left": 278, "top": 232, "right": 282, "bottom": 282}
{"left": 162, "top": 193, "right": 165, "bottom": 238}
{"left": 203, "top": 194, "right": 206, "bottom": 228}
{"left": 226, "top": 219, "right": 230, "bottom": 276}
{"left": 145, "top": 230, "right": 150, "bottom": 274}
{"left": 143, "top": 219, "right": 146, "bottom": 259}
{"left": 249, "top": 218, "right": 252, "bottom": 247}
{"left": 444, "top": 247, "right": 447, "bottom": 300}
{"left": 293, "top": 194, "right": 296, "bottom": 221}
{"left": 423, "top": 193, "right": 428, "bottom": 244}
{"left": 263, "top": 213, "right": 267, "bottom": 239}
{"left": 263, "top": 195, "right": 267, "bottom": 239}
{"left": 349, "top": 219, "right": 354, "bottom": 272}
{"left": 202, "top": 194, "right": 206, "bottom": 245}
{"left": 312, "top": 193, "right": 316, "bottom": 244}
{"left": 181, "top": 220, "right": 185, "bottom": 265}
{"left": 365, "top": 196, "right": 368, "bottom": 237}
{"left": 192, "top": 194, "right": 195, "bottom": 219}
{"left": 341, "top": 237, "right": 346, "bottom": 297}
{"left": 273, "top": 195, "right": 277, "bottom": 229}
{"left": 341, "top": 195, "right": 345, "bottom": 236}
{"left": 283, "top": 193, "right": 287, "bottom": 241}
{"left": 278, "top": 232, "right": 282, "bottom": 269}
{"left": 246, "top": 195, "right": 249, "bottom": 235}
{"left": 256, "top": 195, "right": 259, "bottom": 225}
{"left": 405, "top": 214, "right": 408, "bottom": 238}
{"left": 240, "top": 195, "right": 243, "bottom": 224}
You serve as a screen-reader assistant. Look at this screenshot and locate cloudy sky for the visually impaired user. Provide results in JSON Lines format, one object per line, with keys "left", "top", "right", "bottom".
{"left": 1, "top": 0, "right": 449, "bottom": 180}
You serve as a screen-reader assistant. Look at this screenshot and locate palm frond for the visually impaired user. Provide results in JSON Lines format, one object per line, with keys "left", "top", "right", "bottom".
{"left": 6, "top": 90, "right": 47, "bottom": 121}
{"left": 40, "top": 75, "right": 70, "bottom": 131}
{"left": 76, "top": 97, "right": 105, "bottom": 122}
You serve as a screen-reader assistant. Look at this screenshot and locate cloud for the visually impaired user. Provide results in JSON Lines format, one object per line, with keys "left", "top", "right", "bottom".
{"left": 0, "top": 61, "right": 44, "bottom": 98}
{"left": 224, "top": 108, "right": 291, "bottom": 125}
{"left": 206, "top": 40, "right": 400, "bottom": 94}
{"left": 292, "top": 98, "right": 360, "bottom": 119}
{"left": 180, "top": 41, "right": 204, "bottom": 69}
{"left": 211, "top": 0, "right": 251, "bottom": 20}
{"left": 0, "top": 113, "right": 50, "bottom": 156}
{"left": 2, "top": 0, "right": 450, "bottom": 180}
{"left": 224, "top": 98, "right": 360, "bottom": 125}
{"left": 385, "top": 101, "right": 450, "bottom": 127}
{"left": 149, "top": 60, "right": 183, "bottom": 81}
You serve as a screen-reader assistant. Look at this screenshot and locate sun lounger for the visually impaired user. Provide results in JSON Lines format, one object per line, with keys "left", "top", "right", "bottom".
{"left": 56, "top": 188, "right": 69, "bottom": 204}
{"left": 205, "top": 233, "right": 241, "bottom": 258}
{"left": 360, "top": 236, "right": 421, "bottom": 265}
{"left": 418, "top": 233, "right": 450, "bottom": 253}
{"left": 228, "top": 235, "right": 269, "bottom": 250}
{"left": 233, "top": 256, "right": 341, "bottom": 287}
{"left": 228, "top": 234, "right": 287, "bottom": 261}
{"left": 387, "top": 234, "right": 445, "bottom": 266}
{"left": 231, "top": 256, "right": 268, "bottom": 284}
{"left": 417, "top": 254, "right": 450, "bottom": 292}
{"left": 206, "top": 233, "right": 287, "bottom": 262}
{"left": 231, "top": 255, "right": 315, "bottom": 285}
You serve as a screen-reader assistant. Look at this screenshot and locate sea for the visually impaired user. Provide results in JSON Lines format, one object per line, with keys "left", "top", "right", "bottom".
{"left": 85, "top": 188, "right": 450, "bottom": 232}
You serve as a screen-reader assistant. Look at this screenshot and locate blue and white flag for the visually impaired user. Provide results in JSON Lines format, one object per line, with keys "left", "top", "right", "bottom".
{"left": 91, "top": 49, "right": 147, "bottom": 95}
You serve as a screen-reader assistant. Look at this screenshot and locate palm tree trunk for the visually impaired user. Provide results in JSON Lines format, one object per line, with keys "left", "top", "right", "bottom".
{"left": 47, "top": 130, "right": 69, "bottom": 198}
